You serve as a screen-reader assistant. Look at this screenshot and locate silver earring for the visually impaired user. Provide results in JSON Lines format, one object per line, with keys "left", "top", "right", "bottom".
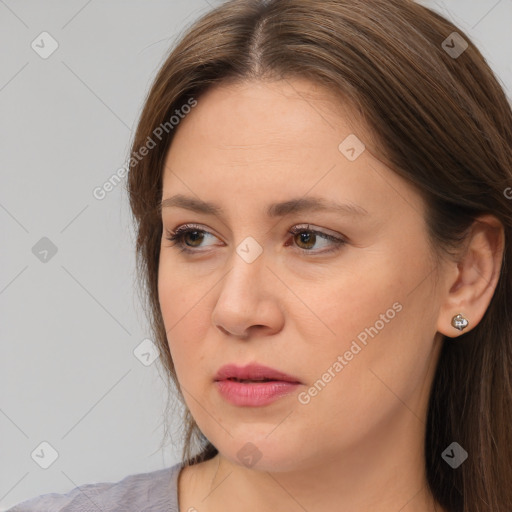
{"left": 451, "top": 313, "right": 469, "bottom": 331}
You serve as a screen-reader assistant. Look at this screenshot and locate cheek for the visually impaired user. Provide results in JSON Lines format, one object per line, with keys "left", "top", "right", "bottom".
{"left": 294, "top": 252, "right": 403, "bottom": 347}
{"left": 158, "top": 253, "right": 212, "bottom": 329}
{"left": 295, "top": 244, "right": 435, "bottom": 380}
{"left": 157, "top": 261, "right": 212, "bottom": 383}
{"left": 292, "top": 270, "right": 401, "bottom": 413}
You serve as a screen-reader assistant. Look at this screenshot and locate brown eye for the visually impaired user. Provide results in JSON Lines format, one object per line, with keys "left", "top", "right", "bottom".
{"left": 182, "top": 230, "right": 205, "bottom": 247}
{"left": 294, "top": 231, "right": 317, "bottom": 250}
{"left": 165, "top": 224, "right": 346, "bottom": 256}
{"left": 165, "top": 224, "right": 219, "bottom": 254}
{"left": 288, "top": 225, "right": 347, "bottom": 255}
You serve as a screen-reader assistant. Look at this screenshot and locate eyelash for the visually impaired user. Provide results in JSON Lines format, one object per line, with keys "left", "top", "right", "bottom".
{"left": 164, "top": 223, "right": 346, "bottom": 256}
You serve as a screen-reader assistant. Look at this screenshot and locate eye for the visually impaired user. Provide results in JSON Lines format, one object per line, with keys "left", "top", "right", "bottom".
{"left": 164, "top": 223, "right": 346, "bottom": 255}
{"left": 164, "top": 224, "right": 219, "bottom": 254}
{"left": 287, "top": 224, "right": 346, "bottom": 255}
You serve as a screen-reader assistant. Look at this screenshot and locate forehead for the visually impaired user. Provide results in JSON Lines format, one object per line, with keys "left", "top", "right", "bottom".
{"left": 163, "top": 78, "right": 370, "bottom": 182}
{"left": 160, "top": 78, "right": 423, "bottom": 225}
{"left": 172, "top": 78, "right": 365, "bottom": 145}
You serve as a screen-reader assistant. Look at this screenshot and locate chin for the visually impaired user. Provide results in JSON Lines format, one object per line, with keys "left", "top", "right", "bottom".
{"left": 216, "top": 437, "right": 312, "bottom": 474}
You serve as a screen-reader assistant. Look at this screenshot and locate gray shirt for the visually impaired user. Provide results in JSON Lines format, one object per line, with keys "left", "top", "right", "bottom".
{"left": 6, "top": 462, "right": 183, "bottom": 511}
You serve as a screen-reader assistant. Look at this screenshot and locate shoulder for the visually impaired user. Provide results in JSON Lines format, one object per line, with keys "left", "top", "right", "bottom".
{"left": 5, "top": 462, "right": 184, "bottom": 512}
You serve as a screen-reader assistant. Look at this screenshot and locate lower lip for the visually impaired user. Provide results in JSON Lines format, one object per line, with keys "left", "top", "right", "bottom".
{"left": 215, "top": 380, "right": 300, "bottom": 406}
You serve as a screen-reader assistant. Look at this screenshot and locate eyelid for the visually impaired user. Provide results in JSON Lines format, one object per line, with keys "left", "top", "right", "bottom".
{"left": 289, "top": 223, "right": 347, "bottom": 241}
{"left": 164, "top": 222, "right": 344, "bottom": 240}
{"left": 167, "top": 223, "right": 220, "bottom": 242}
{"left": 164, "top": 223, "right": 220, "bottom": 251}
{"left": 164, "top": 222, "right": 347, "bottom": 255}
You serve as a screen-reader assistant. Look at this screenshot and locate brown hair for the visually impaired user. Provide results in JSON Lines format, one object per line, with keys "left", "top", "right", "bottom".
{"left": 126, "top": 1, "right": 512, "bottom": 510}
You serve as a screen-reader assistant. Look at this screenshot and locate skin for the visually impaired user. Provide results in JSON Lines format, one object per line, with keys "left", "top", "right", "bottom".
{"left": 157, "top": 78, "right": 504, "bottom": 512}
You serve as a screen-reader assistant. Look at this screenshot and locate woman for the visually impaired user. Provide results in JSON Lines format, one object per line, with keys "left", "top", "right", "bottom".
{"left": 9, "top": 0, "right": 512, "bottom": 511}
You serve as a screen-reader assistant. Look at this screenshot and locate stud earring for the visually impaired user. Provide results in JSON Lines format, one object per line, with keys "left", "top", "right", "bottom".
{"left": 451, "top": 313, "right": 469, "bottom": 331}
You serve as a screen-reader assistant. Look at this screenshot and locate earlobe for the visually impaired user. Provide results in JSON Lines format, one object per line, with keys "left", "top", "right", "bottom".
{"left": 451, "top": 313, "right": 469, "bottom": 331}
{"left": 436, "top": 214, "right": 504, "bottom": 339}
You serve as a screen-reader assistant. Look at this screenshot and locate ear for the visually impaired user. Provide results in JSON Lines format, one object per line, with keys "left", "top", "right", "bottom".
{"left": 436, "top": 214, "right": 505, "bottom": 338}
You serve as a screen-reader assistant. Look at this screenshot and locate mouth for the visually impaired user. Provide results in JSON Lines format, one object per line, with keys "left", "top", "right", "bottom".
{"left": 225, "top": 377, "right": 278, "bottom": 383}
{"left": 214, "top": 365, "right": 302, "bottom": 407}
{"left": 214, "top": 363, "right": 302, "bottom": 384}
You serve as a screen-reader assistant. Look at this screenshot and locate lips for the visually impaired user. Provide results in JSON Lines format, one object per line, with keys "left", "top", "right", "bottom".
{"left": 214, "top": 363, "right": 301, "bottom": 384}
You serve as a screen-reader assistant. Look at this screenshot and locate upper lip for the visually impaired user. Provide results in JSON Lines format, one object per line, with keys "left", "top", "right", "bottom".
{"left": 214, "top": 363, "right": 301, "bottom": 383}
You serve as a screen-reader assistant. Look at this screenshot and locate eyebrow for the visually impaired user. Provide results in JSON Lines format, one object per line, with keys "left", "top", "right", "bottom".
{"left": 160, "top": 194, "right": 368, "bottom": 218}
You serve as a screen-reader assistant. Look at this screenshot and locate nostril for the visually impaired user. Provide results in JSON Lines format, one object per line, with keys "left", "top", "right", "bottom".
{"left": 216, "top": 325, "right": 230, "bottom": 336}
{"left": 216, "top": 324, "right": 251, "bottom": 339}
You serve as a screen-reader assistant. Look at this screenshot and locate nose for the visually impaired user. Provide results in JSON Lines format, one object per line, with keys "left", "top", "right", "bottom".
{"left": 211, "top": 252, "right": 284, "bottom": 339}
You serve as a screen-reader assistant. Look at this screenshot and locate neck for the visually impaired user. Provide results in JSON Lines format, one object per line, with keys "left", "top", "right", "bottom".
{"left": 182, "top": 413, "right": 445, "bottom": 512}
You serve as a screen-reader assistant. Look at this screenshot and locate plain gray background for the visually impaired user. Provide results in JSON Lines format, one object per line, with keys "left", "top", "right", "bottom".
{"left": 1, "top": 0, "right": 511, "bottom": 509}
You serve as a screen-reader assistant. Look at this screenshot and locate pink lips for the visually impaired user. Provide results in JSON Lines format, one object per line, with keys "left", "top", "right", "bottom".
{"left": 214, "top": 363, "right": 301, "bottom": 407}
{"left": 214, "top": 363, "right": 301, "bottom": 383}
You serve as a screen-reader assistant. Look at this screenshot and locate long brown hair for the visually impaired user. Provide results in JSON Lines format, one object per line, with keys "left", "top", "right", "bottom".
{"left": 126, "top": 1, "right": 512, "bottom": 510}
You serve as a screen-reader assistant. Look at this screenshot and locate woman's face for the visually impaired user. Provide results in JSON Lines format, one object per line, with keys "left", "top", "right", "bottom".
{"left": 158, "top": 78, "right": 448, "bottom": 472}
